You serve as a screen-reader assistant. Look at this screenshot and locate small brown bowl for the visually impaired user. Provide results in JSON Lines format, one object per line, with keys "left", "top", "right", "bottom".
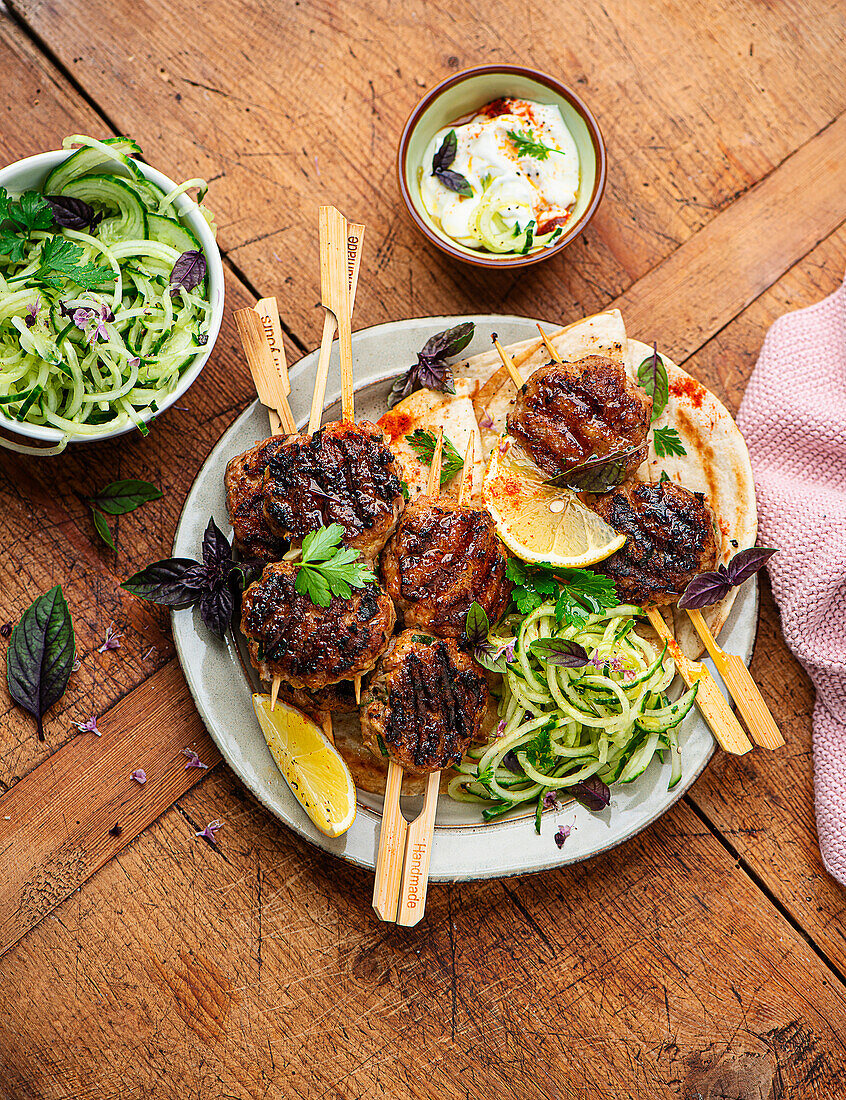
{"left": 397, "top": 64, "right": 606, "bottom": 269}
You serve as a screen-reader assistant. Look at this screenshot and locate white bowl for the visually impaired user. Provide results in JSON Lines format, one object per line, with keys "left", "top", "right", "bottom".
{"left": 0, "top": 148, "right": 225, "bottom": 455}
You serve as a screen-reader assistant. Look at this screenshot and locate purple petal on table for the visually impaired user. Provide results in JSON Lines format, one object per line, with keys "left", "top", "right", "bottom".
{"left": 131, "top": 769, "right": 147, "bottom": 785}
{"left": 195, "top": 819, "right": 223, "bottom": 844}
{"left": 182, "top": 748, "right": 208, "bottom": 770}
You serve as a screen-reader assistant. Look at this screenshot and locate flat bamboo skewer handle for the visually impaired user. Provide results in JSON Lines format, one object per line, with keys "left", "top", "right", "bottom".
{"left": 372, "top": 761, "right": 408, "bottom": 920}
{"left": 308, "top": 217, "right": 365, "bottom": 434}
{"left": 233, "top": 305, "right": 296, "bottom": 434}
{"left": 645, "top": 608, "right": 753, "bottom": 755}
{"left": 685, "top": 608, "right": 784, "bottom": 749}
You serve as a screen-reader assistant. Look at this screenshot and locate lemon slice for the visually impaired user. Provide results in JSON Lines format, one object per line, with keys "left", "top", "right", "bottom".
{"left": 482, "top": 436, "right": 627, "bottom": 567}
{"left": 252, "top": 694, "right": 356, "bottom": 838}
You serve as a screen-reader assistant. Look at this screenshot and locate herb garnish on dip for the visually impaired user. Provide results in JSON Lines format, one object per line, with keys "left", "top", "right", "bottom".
{"left": 419, "top": 98, "right": 580, "bottom": 256}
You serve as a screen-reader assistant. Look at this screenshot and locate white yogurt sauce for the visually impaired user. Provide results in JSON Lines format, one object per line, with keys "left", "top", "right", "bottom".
{"left": 419, "top": 99, "right": 580, "bottom": 254}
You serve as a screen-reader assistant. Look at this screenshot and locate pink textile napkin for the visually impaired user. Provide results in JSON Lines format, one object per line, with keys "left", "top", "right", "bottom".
{"left": 737, "top": 274, "right": 846, "bottom": 883}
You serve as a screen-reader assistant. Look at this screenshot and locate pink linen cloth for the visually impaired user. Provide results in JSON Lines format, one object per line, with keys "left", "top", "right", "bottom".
{"left": 737, "top": 274, "right": 846, "bottom": 884}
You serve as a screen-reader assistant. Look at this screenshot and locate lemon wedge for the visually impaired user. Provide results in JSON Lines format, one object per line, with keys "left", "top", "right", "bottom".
{"left": 482, "top": 436, "right": 627, "bottom": 567}
{"left": 252, "top": 694, "right": 356, "bottom": 838}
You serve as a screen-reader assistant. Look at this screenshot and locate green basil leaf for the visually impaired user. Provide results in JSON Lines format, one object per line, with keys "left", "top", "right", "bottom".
{"left": 91, "top": 508, "right": 116, "bottom": 551}
{"left": 89, "top": 478, "right": 163, "bottom": 515}
{"left": 6, "top": 585, "right": 75, "bottom": 740}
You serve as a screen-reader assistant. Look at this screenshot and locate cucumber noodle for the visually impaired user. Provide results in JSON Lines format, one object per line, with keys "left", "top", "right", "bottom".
{"left": 448, "top": 602, "right": 699, "bottom": 828}
{"left": 0, "top": 135, "right": 212, "bottom": 447}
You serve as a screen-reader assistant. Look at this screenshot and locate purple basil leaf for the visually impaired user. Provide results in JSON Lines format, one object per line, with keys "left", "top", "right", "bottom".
{"left": 636, "top": 343, "right": 669, "bottom": 422}
{"left": 474, "top": 640, "right": 508, "bottom": 675}
{"left": 200, "top": 581, "right": 235, "bottom": 640}
{"left": 420, "top": 322, "right": 475, "bottom": 361}
{"left": 725, "top": 546, "right": 777, "bottom": 586}
{"left": 6, "top": 585, "right": 75, "bottom": 741}
{"left": 169, "top": 249, "right": 206, "bottom": 295}
{"left": 570, "top": 775, "right": 611, "bottom": 812}
{"left": 529, "top": 639, "right": 590, "bottom": 668}
{"left": 464, "top": 601, "right": 490, "bottom": 649}
{"left": 547, "top": 447, "right": 643, "bottom": 493}
{"left": 202, "top": 517, "right": 233, "bottom": 580}
{"left": 45, "top": 194, "right": 103, "bottom": 231}
{"left": 416, "top": 356, "right": 456, "bottom": 395}
{"left": 432, "top": 129, "right": 458, "bottom": 173}
{"left": 433, "top": 168, "right": 473, "bottom": 197}
{"left": 677, "top": 571, "right": 732, "bottom": 609}
{"left": 121, "top": 558, "right": 206, "bottom": 609}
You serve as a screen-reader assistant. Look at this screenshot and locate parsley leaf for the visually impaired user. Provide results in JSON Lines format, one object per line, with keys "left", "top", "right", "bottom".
{"left": 522, "top": 725, "right": 556, "bottom": 772}
{"left": 30, "top": 237, "right": 116, "bottom": 290}
{"left": 506, "top": 559, "right": 618, "bottom": 626}
{"left": 405, "top": 428, "right": 464, "bottom": 485}
{"left": 652, "top": 425, "right": 687, "bottom": 458}
{"left": 0, "top": 228, "right": 27, "bottom": 263}
{"left": 0, "top": 187, "right": 54, "bottom": 262}
{"left": 506, "top": 128, "right": 559, "bottom": 161}
{"left": 294, "top": 524, "right": 376, "bottom": 608}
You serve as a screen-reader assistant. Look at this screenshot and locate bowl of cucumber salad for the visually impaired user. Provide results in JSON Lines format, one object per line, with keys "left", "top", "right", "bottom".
{"left": 0, "top": 134, "right": 223, "bottom": 455}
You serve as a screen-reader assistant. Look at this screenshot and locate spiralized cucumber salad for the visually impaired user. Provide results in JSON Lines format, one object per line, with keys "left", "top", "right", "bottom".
{"left": 0, "top": 134, "right": 214, "bottom": 442}
{"left": 450, "top": 597, "right": 699, "bottom": 831}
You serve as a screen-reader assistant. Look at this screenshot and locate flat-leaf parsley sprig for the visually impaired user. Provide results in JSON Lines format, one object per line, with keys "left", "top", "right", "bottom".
{"left": 293, "top": 524, "right": 376, "bottom": 608}
{"left": 405, "top": 428, "right": 464, "bottom": 486}
{"left": 506, "top": 559, "right": 620, "bottom": 627}
{"left": 506, "top": 128, "right": 561, "bottom": 162}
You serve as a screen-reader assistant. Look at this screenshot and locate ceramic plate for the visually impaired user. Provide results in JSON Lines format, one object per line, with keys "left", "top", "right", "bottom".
{"left": 172, "top": 315, "right": 758, "bottom": 881}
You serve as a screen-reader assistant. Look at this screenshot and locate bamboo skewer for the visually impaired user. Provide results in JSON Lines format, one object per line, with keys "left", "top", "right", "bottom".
{"left": 536, "top": 322, "right": 561, "bottom": 365}
{"left": 645, "top": 608, "right": 753, "bottom": 755}
{"left": 234, "top": 304, "right": 296, "bottom": 434}
{"left": 685, "top": 609, "right": 784, "bottom": 749}
{"left": 309, "top": 209, "right": 365, "bottom": 433}
{"left": 373, "top": 431, "right": 444, "bottom": 924}
{"left": 492, "top": 334, "right": 525, "bottom": 390}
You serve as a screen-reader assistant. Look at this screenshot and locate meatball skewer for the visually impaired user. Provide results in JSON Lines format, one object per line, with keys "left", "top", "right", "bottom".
{"left": 372, "top": 433, "right": 490, "bottom": 925}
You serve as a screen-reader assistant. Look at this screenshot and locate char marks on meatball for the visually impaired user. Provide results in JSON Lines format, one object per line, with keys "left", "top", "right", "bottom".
{"left": 224, "top": 436, "right": 289, "bottom": 561}
{"left": 241, "top": 561, "right": 396, "bottom": 690}
{"left": 361, "top": 630, "right": 488, "bottom": 774}
{"left": 590, "top": 480, "right": 718, "bottom": 607}
{"left": 507, "top": 357, "right": 652, "bottom": 481}
{"left": 381, "top": 498, "right": 510, "bottom": 637}
{"left": 262, "top": 420, "right": 405, "bottom": 560}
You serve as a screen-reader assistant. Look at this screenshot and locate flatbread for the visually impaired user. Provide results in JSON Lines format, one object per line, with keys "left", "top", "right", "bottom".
{"left": 625, "top": 339, "right": 758, "bottom": 658}
{"left": 377, "top": 391, "right": 483, "bottom": 502}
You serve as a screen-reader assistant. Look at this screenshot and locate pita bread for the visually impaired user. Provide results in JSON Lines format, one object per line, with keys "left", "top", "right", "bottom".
{"left": 377, "top": 391, "right": 483, "bottom": 502}
{"left": 625, "top": 339, "right": 757, "bottom": 658}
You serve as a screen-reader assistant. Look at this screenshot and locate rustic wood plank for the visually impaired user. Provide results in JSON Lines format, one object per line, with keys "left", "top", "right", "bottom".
{"left": 8, "top": 0, "right": 846, "bottom": 344}
{"left": 1, "top": 777, "right": 845, "bottom": 1098}
{"left": 677, "top": 221, "right": 846, "bottom": 979}
{"left": 0, "top": 660, "right": 220, "bottom": 957}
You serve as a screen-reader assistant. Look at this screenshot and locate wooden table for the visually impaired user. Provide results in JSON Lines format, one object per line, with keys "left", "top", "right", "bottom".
{"left": 1, "top": 1, "right": 845, "bottom": 1096}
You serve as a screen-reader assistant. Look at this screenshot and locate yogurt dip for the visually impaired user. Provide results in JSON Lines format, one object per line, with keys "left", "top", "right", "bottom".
{"left": 419, "top": 98, "right": 581, "bottom": 255}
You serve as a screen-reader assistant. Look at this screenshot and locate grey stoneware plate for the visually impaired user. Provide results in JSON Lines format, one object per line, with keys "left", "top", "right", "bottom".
{"left": 172, "top": 315, "right": 758, "bottom": 881}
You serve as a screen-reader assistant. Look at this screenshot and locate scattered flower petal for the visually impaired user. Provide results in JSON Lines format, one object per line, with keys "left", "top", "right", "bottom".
{"left": 73, "top": 714, "right": 101, "bottom": 736}
{"left": 543, "top": 791, "right": 561, "bottom": 812}
{"left": 71, "top": 656, "right": 82, "bottom": 671}
{"left": 182, "top": 748, "right": 208, "bottom": 769}
{"left": 479, "top": 407, "right": 493, "bottom": 430}
{"left": 97, "top": 622, "right": 122, "bottom": 652}
{"left": 196, "top": 819, "right": 223, "bottom": 844}
{"left": 554, "top": 823, "right": 573, "bottom": 848}
{"left": 24, "top": 295, "right": 40, "bottom": 328}
{"left": 0, "top": 623, "right": 11, "bottom": 639}
{"left": 131, "top": 769, "right": 147, "bottom": 784}
{"left": 73, "top": 306, "right": 93, "bottom": 330}
{"left": 496, "top": 719, "right": 506, "bottom": 737}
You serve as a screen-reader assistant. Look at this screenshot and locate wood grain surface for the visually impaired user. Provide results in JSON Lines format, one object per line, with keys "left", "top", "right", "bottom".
{"left": 1, "top": 0, "right": 846, "bottom": 1096}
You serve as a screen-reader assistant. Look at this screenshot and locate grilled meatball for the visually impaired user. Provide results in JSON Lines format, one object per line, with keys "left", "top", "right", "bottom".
{"left": 507, "top": 357, "right": 652, "bottom": 480}
{"left": 224, "top": 436, "right": 289, "bottom": 561}
{"left": 590, "top": 480, "right": 718, "bottom": 607}
{"left": 241, "top": 561, "right": 396, "bottom": 690}
{"left": 274, "top": 680, "right": 359, "bottom": 721}
{"left": 381, "top": 498, "right": 510, "bottom": 636}
{"left": 262, "top": 420, "right": 405, "bottom": 560}
{"left": 361, "top": 630, "right": 488, "bottom": 774}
